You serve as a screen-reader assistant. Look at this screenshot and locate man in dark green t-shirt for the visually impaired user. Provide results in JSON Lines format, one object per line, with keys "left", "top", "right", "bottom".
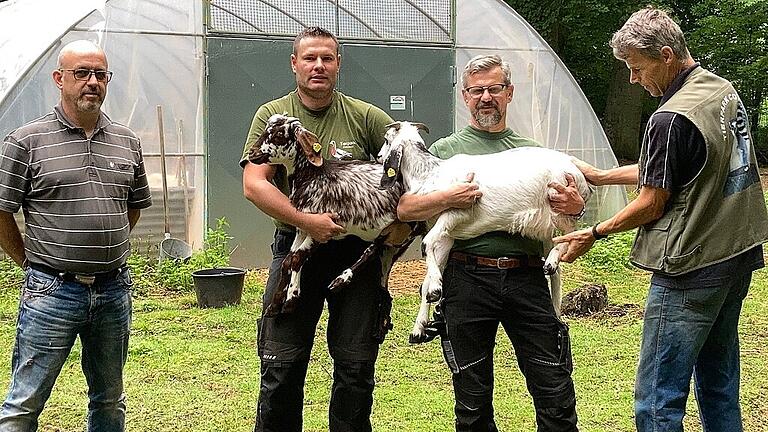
{"left": 240, "top": 27, "right": 393, "bottom": 432}
{"left": 398, "top": 55, "right": 584, "bottom": 431}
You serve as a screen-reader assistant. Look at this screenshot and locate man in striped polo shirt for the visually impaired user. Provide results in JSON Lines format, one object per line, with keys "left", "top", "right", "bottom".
{"left": 0, "top": 40, "right": 151, "bottom": 431}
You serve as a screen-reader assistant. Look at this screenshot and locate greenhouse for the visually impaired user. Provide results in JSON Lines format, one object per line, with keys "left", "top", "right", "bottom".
{"left": 0, "top": 0, "right": 626, "bottom": 266}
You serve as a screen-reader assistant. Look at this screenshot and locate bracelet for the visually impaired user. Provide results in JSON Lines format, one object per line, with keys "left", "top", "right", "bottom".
{"left": 591, "top": 223, "right": 608, "bottom": 240}
{"left": 568, "top": 205, "right": 587, "bottom": 220}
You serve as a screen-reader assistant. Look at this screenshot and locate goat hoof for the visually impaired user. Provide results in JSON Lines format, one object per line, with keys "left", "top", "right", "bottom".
{"left": 426, "top": 289, "right": 442, "bottom": 303}
{"left": 543, "top": 263, "right": 558, "bottom": 275}
{"left": 328, "top": 269, "right": 353, "bottom": 291}
{"left": 409, "top": 332, "right": 429, "bottom": 344}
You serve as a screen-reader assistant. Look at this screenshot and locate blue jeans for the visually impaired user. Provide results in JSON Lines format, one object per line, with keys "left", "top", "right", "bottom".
{"left": 0, "top": 267, "right": 133, "bottom": 432}
{"left": 635, "top": 273, "right": 751, "bottom": 432}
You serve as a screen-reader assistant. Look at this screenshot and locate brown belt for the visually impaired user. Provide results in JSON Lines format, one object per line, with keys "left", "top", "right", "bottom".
{"left": 449, "top": 251, "right": 543, "bottom": 269}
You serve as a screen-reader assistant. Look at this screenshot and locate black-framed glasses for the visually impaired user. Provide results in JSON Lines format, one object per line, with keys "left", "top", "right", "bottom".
{"left": 464, "top": 84, "right": 508, "bottom": 98}
{"left": 59, "top": 68, "right": 113, "bottom": 83}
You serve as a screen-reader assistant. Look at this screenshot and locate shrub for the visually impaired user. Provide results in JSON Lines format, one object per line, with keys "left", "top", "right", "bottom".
{"left": 128, "top": 218, "right": 233, "bottom": 294}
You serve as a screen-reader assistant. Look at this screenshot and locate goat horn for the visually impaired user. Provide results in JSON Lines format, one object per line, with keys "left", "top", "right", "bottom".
{"left": 410, "top": 122, "right": 430, "bottom": 134}
{"left": 385, "top": 122, "right": 402, "bottom": 131}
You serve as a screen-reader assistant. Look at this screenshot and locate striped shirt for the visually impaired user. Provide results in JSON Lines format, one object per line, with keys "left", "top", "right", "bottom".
{"left": 0, "top": 104, "right": 152, "bottom": 273}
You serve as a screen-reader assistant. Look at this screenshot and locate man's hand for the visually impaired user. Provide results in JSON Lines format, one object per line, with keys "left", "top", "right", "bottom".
{"left": 552, "top": 228, "right": 595, "bottom": 262}
{"left": 571, "top": 157, "right": 603, "bottom": 185}
{"left": 445, "top": 172, "right": 482, "bottom": 209}
{"left": 548, "top": 173, "right": 585, "bottom": 215}
{"left": 300, "top": 212, "right": 346, "bottom": 243}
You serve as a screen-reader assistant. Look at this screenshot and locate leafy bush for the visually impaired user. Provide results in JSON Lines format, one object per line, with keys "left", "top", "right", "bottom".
{"left": 128, "top": 218, "right": 233, "bottom": 294}
{"left": 580, "top": 229, "right": 637, "bottom": 273}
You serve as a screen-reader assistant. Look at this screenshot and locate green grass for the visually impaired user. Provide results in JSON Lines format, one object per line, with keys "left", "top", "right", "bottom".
{"left": 0, "top": 243, "right": 767, "bottom": 431}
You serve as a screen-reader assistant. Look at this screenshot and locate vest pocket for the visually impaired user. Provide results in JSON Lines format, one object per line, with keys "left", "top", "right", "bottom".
{"left": 663, "top": 244, "right": 702, "bottom": 266}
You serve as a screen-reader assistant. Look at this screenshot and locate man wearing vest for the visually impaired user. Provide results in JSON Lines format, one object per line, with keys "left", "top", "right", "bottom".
{"left": 554, "top": 7, "right": 768, "bottom": 432}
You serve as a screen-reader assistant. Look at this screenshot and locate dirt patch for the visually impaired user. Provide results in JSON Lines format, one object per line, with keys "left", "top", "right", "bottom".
{"left": 246, "top": 259, "right": 424, "bottom": 297}
{"left": 761, "top": 167, "right": 768, "bottom": 190}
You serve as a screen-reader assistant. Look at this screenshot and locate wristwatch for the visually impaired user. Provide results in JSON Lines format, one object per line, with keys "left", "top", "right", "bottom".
{"left": 591, "top": 223, "right": 608, "bottom": 240}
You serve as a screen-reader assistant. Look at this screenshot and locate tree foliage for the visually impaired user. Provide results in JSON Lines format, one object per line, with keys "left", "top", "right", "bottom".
{"left": 504, "top": 0, "right": 768, "bottom": 158}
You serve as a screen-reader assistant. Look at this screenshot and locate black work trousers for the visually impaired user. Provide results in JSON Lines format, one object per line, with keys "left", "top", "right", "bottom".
{"left": 254, "top": 230, "right": 390, "bottom": 432}
{"left": 439, "top": 257, "right": 578, "bottom": 432}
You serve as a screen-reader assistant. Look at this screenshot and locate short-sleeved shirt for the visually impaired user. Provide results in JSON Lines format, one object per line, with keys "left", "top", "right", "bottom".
{"left": 638, "top": 64, "right": 764, "bottom": 288}
{"left": 0, "top": 104, "right": 152, "bottom": 273}
{"left": 240, "top": 90, "right": 394, "bottom": 231}
{"left": 430, "top": 126, "right": 545, "bottom": 258}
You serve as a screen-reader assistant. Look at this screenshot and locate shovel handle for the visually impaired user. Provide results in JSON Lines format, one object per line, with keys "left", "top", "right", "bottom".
{"left": 157, "top": 105, "right": 170, "bottom": 235}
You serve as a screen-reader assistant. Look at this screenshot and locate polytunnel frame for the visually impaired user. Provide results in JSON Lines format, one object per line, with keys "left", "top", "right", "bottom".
{"left": 0, "top": 0, "right": 626, "bottom": 265}
{"left": 206, "top": 0, "right": 453, "bottom": 45}
{"left": 0, "top": 0, "right": 209, "bottom": 254}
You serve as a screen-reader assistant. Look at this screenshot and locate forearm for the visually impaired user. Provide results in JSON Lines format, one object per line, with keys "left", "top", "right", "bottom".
{"left": 553, "top": 185, "right": 669, "bottom": 263}
{"left": 128, "top": 208, "right": 141, "bottom": 231}
{"left": 595, "top": 186, "right": 668, "bottom": 235}
{"left": 397, "top": 191, "right": 452, "bottom": 222}
{"left": 592, "top": 164, "right": 639, "bottom": 186}
{"left": 244, "top": 179, "right": 311, "bottom": 229}
{"left": 0, "top": 211, "right": 25, "bottom": 266}
{"left": 242, "top": 164, "right": 310, "bottom": 230}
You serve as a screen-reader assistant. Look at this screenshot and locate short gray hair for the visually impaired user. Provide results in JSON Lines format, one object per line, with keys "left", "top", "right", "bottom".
{"left": 610, "top": 6, "right": 690, "bottom": 61}
{"left": 461, "top": 55, "right": 511, "bottom": 88}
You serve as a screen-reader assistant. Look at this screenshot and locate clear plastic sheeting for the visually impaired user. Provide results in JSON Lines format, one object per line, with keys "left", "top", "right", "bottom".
{"left": 209, "top": 0, "right": 452, "bottom": 43}
{"left": 0, "top": 0, "right": 627, "bottom": 266}
{"left": 456, "top": 0, "right": 627, "bottom": 221}
{"left": 0, "top": 0, "right": 205, "bottom": 249}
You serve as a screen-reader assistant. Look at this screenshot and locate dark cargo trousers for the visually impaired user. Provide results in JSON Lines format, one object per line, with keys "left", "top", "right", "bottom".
{"left": 254, "top": 230, "right": 392, "bottom": 432}
{"left": 439, "top": 257, "right": 578, "bottom": 432}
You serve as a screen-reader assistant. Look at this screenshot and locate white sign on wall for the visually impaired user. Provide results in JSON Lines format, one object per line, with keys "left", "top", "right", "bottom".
{"left": 390, "top": 95, "right": 406, "bottom": 111}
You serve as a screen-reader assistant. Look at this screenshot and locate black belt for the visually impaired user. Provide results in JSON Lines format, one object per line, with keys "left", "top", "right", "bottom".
{"left": 450, "top": 251, "right": 543, "bottom": 269}
{"left": 29, "top": 263, "right": 123, "bottom": 286}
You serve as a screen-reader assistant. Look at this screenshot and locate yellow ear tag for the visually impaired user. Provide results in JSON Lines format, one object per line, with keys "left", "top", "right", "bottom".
{"left": 387, "top": 167, "right": 396, "bottom": 177}
{"left": 312, "top": 142, "right": 322, "bottom": 153}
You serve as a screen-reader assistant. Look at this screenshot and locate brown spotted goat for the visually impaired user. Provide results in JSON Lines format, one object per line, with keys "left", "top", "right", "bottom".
{"left": 247, "top": 114, "right": 422, "bottom": 320}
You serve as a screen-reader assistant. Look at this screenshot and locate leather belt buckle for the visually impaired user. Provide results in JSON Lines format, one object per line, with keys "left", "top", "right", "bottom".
{"left": 74, "top": 274, "right": 96, "bottom": 286}
{"left": 496, "top": 257, "right": 512, "bottom": 269}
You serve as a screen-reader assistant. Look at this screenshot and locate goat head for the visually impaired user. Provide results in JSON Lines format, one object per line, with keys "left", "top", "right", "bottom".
{"left": 379, "top": 121, "right": 429, "bottom": 189}
{"left": 247, "top": 114, "right": 323, "bottom": 167}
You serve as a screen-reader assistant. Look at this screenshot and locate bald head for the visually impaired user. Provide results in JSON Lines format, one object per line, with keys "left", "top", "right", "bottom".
{"left": 57, "top": 40, "right": 107, "bottom": 69}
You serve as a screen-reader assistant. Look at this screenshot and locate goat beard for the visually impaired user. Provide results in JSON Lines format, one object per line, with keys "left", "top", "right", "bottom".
{"left": 472, "top": 104, "right": 502, "bottom": 128}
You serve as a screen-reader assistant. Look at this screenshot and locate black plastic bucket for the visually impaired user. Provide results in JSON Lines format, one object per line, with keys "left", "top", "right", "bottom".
{"left": 191, "top": 267, "right": 246, "bottom": 308}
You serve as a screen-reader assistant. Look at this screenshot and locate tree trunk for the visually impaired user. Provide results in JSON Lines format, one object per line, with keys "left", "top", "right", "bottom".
{"left": 603, "top": 59, "right": 646, "bottom": 161}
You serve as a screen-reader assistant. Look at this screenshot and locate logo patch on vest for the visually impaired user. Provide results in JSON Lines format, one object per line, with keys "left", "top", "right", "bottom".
{"left": 720, "top": 94, "right": 759, "bottom": 196}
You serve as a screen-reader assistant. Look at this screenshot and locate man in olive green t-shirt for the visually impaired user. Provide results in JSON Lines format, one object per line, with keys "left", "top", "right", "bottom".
{"left": 240, "top": 27, "right": 393, "bottom": 432}
{"left": 397, "top": 55, "right": 584, "bottom": 431}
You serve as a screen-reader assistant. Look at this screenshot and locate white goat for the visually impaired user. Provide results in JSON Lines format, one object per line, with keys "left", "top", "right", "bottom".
{"left": 247, "top": 115, "right": 422, "bottom": 329}
{"left": 379, "top": 122, "right": 591, "bottom": 343}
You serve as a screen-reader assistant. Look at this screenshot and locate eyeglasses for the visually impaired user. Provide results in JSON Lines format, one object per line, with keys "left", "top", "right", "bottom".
{"left": 59, "top": 68, "right": 113, "bottom": 83}
{"left": 464, "top": 84, "right": 508, "bottom": 98}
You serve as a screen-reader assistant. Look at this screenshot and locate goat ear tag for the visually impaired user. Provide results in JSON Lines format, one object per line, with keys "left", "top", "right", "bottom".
{"left": 312, "top": 142, "right": 322, "bottom": 153}
{"left": 387, "top": 167, "right": 396, "bottom": 178}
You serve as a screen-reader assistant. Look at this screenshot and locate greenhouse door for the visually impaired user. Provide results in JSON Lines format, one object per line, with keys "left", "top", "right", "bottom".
{"left": 207, "top": 38, "right": 453, "bottom": 267}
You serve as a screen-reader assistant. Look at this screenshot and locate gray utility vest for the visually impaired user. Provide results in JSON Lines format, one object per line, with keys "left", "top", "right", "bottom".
{"left": 630, "top": 67, "right": 768, "bottom": 275}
